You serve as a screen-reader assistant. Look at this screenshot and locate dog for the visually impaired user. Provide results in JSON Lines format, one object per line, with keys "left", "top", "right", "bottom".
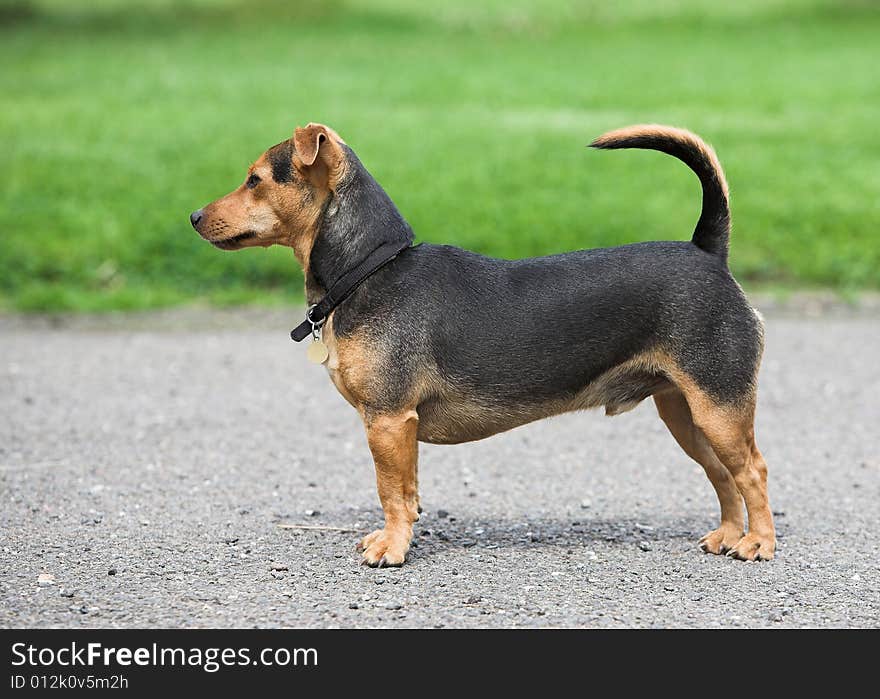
{"left": 190, "top": 122, "right": 775, "bottom": 567}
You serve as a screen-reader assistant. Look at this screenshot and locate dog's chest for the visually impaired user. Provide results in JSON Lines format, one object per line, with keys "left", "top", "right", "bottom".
{"left": 315, "top": 314, "right": 368, "bottom": 409}
{"left": 319, "top": 326, "right": 354, "bottom": 406}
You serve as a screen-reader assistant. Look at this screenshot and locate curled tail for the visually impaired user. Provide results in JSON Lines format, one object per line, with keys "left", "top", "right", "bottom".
{"left": 590, "top": 125, "right": 731, "bottom": 260}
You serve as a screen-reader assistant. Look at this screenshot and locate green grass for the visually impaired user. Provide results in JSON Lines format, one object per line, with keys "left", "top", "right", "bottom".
{"left": 2, "top": 0, "right": 879, "bottom": 311}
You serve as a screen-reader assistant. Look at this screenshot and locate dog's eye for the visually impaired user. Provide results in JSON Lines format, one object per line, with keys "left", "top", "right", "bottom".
{"left": 246, "top": 174, "right": 261, "bottom": 189}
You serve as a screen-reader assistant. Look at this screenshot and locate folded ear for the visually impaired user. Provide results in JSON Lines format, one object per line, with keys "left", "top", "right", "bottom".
{"left": 293, "top": 123, "right": 347, "bottom": 187}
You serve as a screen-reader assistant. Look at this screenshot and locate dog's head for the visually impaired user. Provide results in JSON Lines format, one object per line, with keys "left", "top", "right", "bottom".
{"left": 189, "top": 123, "right": 348, "bottom": 264}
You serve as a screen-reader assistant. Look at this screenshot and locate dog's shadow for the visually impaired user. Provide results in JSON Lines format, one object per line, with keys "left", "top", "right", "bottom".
{"left": 405, "top": 514, "right": 704, "bottom": 563}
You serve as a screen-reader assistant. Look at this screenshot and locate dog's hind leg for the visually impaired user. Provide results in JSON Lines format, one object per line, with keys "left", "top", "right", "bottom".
{"left": 654, "top": 389, "right": 745, "bottom": 554}
{"left": 357, "top": 409, "right": 421, "bottom": 567}
{"left": 683, "top": 388, "right": 776, "bottom": 561}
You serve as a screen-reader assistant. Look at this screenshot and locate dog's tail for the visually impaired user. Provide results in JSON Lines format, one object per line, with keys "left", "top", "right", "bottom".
{"left": 590, "top": 125, "right": 731, "bottom": 260}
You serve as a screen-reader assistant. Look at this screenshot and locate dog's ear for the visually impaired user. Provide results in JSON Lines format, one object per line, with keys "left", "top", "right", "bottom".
{"left": 293, "top": 123, "right": 346, "bottom": 188}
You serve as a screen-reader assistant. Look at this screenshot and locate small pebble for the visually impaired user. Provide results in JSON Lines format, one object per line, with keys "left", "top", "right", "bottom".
{"left": 108, "top": 568, "right": 117, "bottom": 576}
{"left": 638, "top": 542, "right": 652, "bottom": 552}
{"left": 465, "top": 595, "right": 482, "bottom": 604}
{"left": 437, "top": 510, "right": 449, "bottom": 519}
{"left": 305, "top": 509, "right": 320, "bottom": 517}
{"left": 37, "top": 573, "right": 55, "bottom": 587}
{"left": 59, "top": 588, "right": 75, "bottom": 598}
{"left": 348, "top": 602, "right": 359, "bottom": 610}
{"left": 385, "top": 601, "right": 403, "bottom": 610}
{"left": 271, "top": 563, "right": 289, "bottom": 571}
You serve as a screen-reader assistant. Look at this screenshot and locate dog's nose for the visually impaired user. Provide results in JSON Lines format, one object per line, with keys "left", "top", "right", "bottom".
{"left": 189, "top": 209, "right": 203, "bottom": 229}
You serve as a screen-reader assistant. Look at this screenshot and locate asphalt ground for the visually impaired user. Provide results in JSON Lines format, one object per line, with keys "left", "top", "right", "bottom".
{"left": 1, "top": 306, "right": 878, "bottom": 628}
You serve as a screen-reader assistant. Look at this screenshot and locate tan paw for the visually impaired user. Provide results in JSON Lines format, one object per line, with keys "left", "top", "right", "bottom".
{"left": 357, "top": 528, "right": 410, "bottom": 567}
{"left": 726, "top": 532, "right": 776, "bottom": 561}
{"left": 698, "top": 525, "right": 744, "bottom": 555}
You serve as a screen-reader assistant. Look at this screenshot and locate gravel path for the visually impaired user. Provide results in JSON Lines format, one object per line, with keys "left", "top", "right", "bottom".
{"left": 1, "top": 309, "right": 878, "bottom": 628}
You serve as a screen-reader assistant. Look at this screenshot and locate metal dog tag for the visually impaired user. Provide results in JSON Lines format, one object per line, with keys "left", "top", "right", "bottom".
{"left": 307, "top": 338, "right": 329, "bottom": 364}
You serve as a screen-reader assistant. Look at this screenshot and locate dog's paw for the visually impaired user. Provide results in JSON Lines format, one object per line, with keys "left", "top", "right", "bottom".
{"left": 357, "top": 528, "right": 410, "bottom": 567}
{"left": 726, "top": 532, "right": 776, "bottom": 561}
{"left": 698, "top": 525, "right": 744, "bottom": 555}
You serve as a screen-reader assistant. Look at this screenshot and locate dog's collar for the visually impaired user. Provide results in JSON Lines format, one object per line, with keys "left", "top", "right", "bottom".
{"left": 290, "top": 238, "right": 411, "bottom": 342}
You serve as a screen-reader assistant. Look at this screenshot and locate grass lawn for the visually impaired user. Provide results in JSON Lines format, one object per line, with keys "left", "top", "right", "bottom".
{"left": 2, "top": 0, "right": 879, "bottom": 311}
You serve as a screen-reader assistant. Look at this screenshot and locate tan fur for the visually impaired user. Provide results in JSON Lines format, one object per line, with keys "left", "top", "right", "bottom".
{"left": 661, "top": 370, "right": 775, "bottom": 560}
{"left": 194, "top": 153, "right": 326, "bottom": 262}
{"left": 320, "top": 312, "right": 363, "bottom": 409}
{"left": 592, "top": 124, "right": 729, "bottom": 200}
{"left": 193, "top": 123, "right": 349, "bottom": 277}
{"left": 292, "top": 123, "right": 348, "bottom": 192}
{"left": 325, "top": 325, "right": 383, "bottom": 410}
{"left": 654, "top": 389, "right": 745, "bottom": 554}
{"left": 356, "top": 409, "right": 421, "bottom": 567}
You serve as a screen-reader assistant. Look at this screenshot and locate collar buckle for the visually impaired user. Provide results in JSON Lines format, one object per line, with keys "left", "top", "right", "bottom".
{"left": 306, "top": 304, "right": 324, "bottom": 340}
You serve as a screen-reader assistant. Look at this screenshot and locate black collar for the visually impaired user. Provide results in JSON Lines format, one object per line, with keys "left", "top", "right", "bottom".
{"left": 290, "top": 238, "right": 411, "bottom": 342}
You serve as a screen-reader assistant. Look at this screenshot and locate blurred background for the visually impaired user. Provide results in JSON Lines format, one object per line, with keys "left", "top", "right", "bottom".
{"left": 2, "top": 0, "right": 878, "bottom": 312}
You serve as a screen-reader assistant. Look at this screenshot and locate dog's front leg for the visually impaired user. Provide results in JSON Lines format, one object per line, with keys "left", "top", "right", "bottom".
{"left": 357, "top": 409, "right": 420, "bottom": 567}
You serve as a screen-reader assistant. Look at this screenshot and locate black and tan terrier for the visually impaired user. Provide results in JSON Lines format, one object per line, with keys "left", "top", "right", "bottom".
{"left": 190, "top": 123, "right": 775, "bottom": 567}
